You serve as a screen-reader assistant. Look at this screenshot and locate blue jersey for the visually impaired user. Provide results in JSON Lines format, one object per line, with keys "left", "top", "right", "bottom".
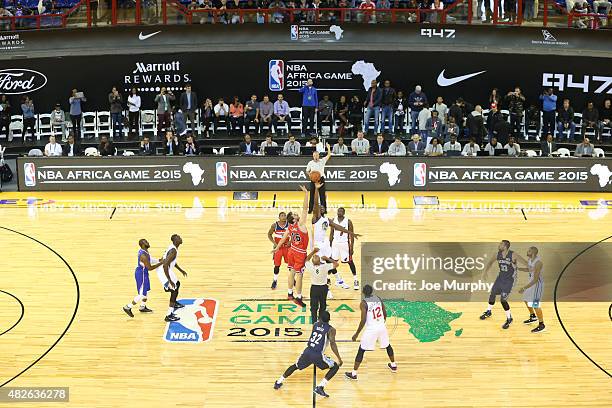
{"left": 136, "top": 249, "right": 149, "bottom": 274}
{"left": 305, "top": 321, "right": 331, "bottom": 354}
{"left": 496, "top": 250, "right": 516, "bottom": 280}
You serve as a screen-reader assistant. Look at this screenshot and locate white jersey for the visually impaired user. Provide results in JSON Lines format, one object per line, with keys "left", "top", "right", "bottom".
{"left": 156, "top": 244, "right": 179, "bottom": 285}
{"left": 364, "top": 295, "right": 385, "bottom": 329}
{"left": 331, "top": 217, "right": 349, "bottom": 244}
{"left": 313, "top": 216, "right": 330, "bottom": 245}
{"left": 528, "top": 256, "right": 543, "bottom": 282}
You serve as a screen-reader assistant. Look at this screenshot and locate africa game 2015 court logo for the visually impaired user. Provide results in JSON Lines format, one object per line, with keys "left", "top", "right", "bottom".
{"left": 164, "top": 298, "right": 219, "bottom": 343}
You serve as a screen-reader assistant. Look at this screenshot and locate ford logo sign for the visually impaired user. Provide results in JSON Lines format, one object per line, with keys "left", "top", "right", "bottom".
{"left": 0, "top": 68, "right": 48, "bottom": 95}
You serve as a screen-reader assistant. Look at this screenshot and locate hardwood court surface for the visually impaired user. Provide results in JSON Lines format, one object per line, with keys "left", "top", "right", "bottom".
{"left": 0, "top": 191, "right": 610, "bottom": 408}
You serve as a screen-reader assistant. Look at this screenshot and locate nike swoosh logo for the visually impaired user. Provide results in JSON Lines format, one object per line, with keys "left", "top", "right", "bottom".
{"left": 437, "top": 69, "right": 486, "bottom": 87}
{"left": 139, "top": 31, "right": 161, "bottom": 41}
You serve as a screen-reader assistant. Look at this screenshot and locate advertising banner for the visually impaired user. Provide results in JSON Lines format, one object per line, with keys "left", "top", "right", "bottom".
{"left": 17, "top": 156, "right": 612, "bottom": 192}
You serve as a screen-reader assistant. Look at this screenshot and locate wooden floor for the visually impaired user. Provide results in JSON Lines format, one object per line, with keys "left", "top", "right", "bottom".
{"left": 0, "top": 190, "right": 610, "bottom": 408}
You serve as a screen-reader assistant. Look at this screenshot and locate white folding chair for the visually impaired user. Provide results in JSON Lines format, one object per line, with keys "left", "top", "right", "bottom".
{"left": 556, "top": 148, "right": 571, "bottom": 157}
{"left": 140, "top": 110, "right": 156, "bottom": 136}
{"left": 37, "top": 113, "right": 54, "bottom": 140}
{"left": 573, "top": 112, "right": 583, "bottom": 137}
{"left": 289, "top": 107, "right": 302, "bottom": 135}
{"left": 593, "top": 148, "right": 605, "bottom": 158}
{"left": 525, "top": 150, "right": 538, "bottom": 157}
{"left": 82, "top": 112, "right": 97, "bottom": 139}
{"left": 9, "top": 115, "right": 23, "bottom": 142}
{"left": 97, "top": 111, "right": 112, "bottom": 139}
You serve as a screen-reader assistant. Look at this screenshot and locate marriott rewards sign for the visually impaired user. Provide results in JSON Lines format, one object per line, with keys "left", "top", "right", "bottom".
{"left": 17, "top": 157, "right": 612, "bottom": 192}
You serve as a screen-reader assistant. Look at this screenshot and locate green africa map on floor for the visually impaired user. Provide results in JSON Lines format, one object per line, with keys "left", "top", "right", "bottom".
{"left": 384, "top": 301, "right": 463, "bottom": 343}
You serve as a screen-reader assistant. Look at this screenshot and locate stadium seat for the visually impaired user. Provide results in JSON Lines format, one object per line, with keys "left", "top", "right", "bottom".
{"left": 140, "top": 110, "right": 157, "bottom": 136}
{"left": 82, "top": 112, "right": 97, "bottom": 139}
{"left": 556, "top": 147, "right": 571, "bottom": 157}
{"left": 9, "top": 115, "right": 24, "bottom": 142}
{"left": 37, "top": 113, "right": 54, "bottom": 141}
{"left": 97, "top": 111, "right": 112, "bottom": 139}
{"left": 593, "top": 148, "right": 605, "bottom": 157}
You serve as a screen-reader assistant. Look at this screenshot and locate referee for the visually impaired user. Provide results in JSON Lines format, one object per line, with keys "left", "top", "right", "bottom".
{"left": 305, "top": 248, "right": 338, "bottom": 322}
{"left": 306, "top": 142, "right": 331, "bottom": 214}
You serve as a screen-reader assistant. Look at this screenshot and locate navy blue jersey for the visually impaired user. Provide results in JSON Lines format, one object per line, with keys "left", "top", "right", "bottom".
{"left": 496, "top": 250, "right": 516, "bottom": 280}
{"left": 305, "top": 321, "right": 331, "bottom": 354}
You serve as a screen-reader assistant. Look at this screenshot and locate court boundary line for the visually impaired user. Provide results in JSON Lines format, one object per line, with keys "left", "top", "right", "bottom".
{"left": 553, "top": 234, "right": 612, "bottom": 379}
{"left": 109, "top": 207, "right": 117, "bottom": 219}
{"left": 312, "top": 365, "right": 316, "bottom": 408}
{"left": 0, "top": 226, "right": 80, "bottom": 388}
{"left": 0, "top": 290, "right": 24, "bottom": 337}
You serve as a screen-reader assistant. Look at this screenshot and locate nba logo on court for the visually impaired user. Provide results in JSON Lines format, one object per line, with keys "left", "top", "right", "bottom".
{"left": 216, "top": 161, "right": 228, "bottom": 186}
{"left": 164, "top": 298, "right": 219, "bottom": 343}
{"left": 414, "top": 163, "right": 427, "bottom": 187}
{"left": 269, "top": 60, "right": 284, "bottom": 91}
{"left": 24, "top": 162, "right": 36, "bottom": 187}
{"left": 290, "top": 25, "right": 299, "bottom": 40}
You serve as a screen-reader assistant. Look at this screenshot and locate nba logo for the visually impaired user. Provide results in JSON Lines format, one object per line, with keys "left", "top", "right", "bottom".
{"left": 216, "top": 161, "right": 228, "bottom": 187}
{"left": 24, "top": 162, "right": 36, "bottom": 187}
{"left": 269, "top": 60, "right": 284, "bottom": 91}
{"left": 290, "top": 25, "right": 299, "bottom": 40}
{"left": 165, "top": 298, "right": 219, "bottom": 343}
{"left": 414, "top": 163, "right": 426, "bottom": 187}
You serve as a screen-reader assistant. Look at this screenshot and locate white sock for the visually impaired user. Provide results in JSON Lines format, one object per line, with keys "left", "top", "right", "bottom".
{"left": 351, "top": 370, "right": 357, "bottom": 376}
{"left": 167, "top": 307, "right": 174, "bottom": 315}
{"left": 273, "top": 274, "right": 278, "bottom": 282}
{"left": 296, "top": 293, "right": 302, "bottom": 299}
{"left": 505, "top": 310, "right": 512, "bottom": 319}
{"left": 140, "top": 302, "right": 147, "bottom": 309}
{"left": 133, "top": 295, "right": 143, "bottom": 304}
{"left": 125, "top": 303, "right": 133, "bottom": 309}
{"left": 318, "top": 378, "right": 328, "bottom": 387}
{"left": 288, "top": 289, "right": 293, "bottom": 295}
{"left": 390, "top": 362, "right": 397, "bottom": 367}
{"left": 487, "top": 304, "right": 493, "bottom": 312}
{"left": 277, "top": 375, "right": 285, "bottom": 383}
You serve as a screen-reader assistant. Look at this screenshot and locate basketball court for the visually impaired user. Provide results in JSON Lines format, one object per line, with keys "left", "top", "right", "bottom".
{"left": 0, "top": 190, "right": 610, "bottom": 407}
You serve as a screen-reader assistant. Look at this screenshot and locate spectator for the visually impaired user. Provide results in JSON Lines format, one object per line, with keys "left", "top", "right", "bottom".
{"left": 139, "top": 136, "right": 155, "bottom": 156}
{"left": 417, "top": 104, "right": 431, "bottom": 139}
{"left": 505, "top": 86, "right": 525, "bottom": 137}
{"left": 0, "top": 8, "right": 12, "bottom": 32}
{"left": 407, "top": 134, "right": 425, "bottom": 155}
{"left": 273, "top": 94, "right": 291, "bottom": 134}
{"left": 308, "top": 136, "right": 325, "bottom": 153}
{"left": 425, "top": 137, "right": 443, "bottom": 156}
{"left": 155, "top": 87, "right": 175, "bottom": 137}
{"left": 426, "top": 110, "right": 443, "bottom": 139}
{"left": 581, "top": 101, "right": 601, "bottom": 141}
{"left": 259, "top": 95, "right": 274, "bottom": 134}
{"left": 381, "top": 80, "right": 396, "bottom": 134}
{"left": 214, "top": 97, "right": 230, "bottom": 132}
{"left": 348, "top": 95, "right": 363, "bottom": 137}
{"left": 283, "top": 134, "right": 301, "bottom": 156}
{"left": 335, "top": 95, "right": 349, "bottom": 137}
{"left": 433, "top": 96, "right": 448, "bottom": 125}
{"left": 50, "top": 103, "right": 66, "bottom": 140}
{"left": 556, "top": 98, "right": 576, "bottom": 140}
{"left": 174, "top": 107, "right": 187, "bottom": 136}
{"left": 317, "top": 95, "right": 334, "bottom": 135}
{"left": 179, "top": 84, "right": 198, "bottom": 134}
{"left": 0, "top": 95, "right": 11, "bottom": 140}
{"left": 69, "top": 89, "right": 87, "bottom": 140}
{"left": 370, "top": 134, "right": 389, "bottom": 155}
{"left": 448, "top": 98, "right": 465, "bottom": 136}
{"left": 539, "top": 88, "right": 557, "bottom": 138}
{"left": 504, "top": 136, "right": 521, "bottom": 156}
{"left": 230, "top": 96, "right": 245, "bottom": 135}
{"left": 408, "top": 85, "right": 428, "bottom": 134}
{"left": 461, "top": 138, "right": 481, "bottom": 156}
{"left": 244, "top": 94, "right": 260, "bottom": 134}
{"left": 484, "top": 137, "right": 503, "bottom": 156}
{"left": 259, "top": 133, "right": 278, "bottom": 154}
{"left": 99, "top": 135, "right": 115, "bottom": 156}
{"left": 108, "top": 86, "right": 123, "bottom": 139}
{"left": 540, "top": 134, "right": 556, "bottom": 157}
{"left": 489, "top": 88, "right": 501, "bottom": 108}
{"left": 358, "top": 0, "right": 376, "bottom": 23}
{"left": 388, "top": 135, "right": 407, "bottom": 156}
{"left": 164, "top": 131, "right": 179, "bottom": 155}
{"left": 62, "top": 133, "right": 81, "bottom": 157}
{"left": 21, "top": 96, "right": 36, "bottom": 142}
{"left": 593, "top": 0, "right": 611, "bottom": 18}
{"left": 393, "top": 90, "right": 407, "bottom": 135}
{"left": 487, "top": 103, "right": 503, "bottom": 139}
{"left": 332, "top": 136, "right": 350, "bottom": 155}
{"left": 572, "top": 0, "right": 592, "bottom": 29}
{"left": 364, "top": 79, "right": 382, "bottom": 135}
{"left": 444, "top": 116, "right": 459, "bottom": 142}
{"left": 351, "top": 130, "right": 370, "bottom": 154}
{"left": 601, "top": 98, "right": 611, "bottom": 137}
{"left": 524, "top": 103, "right": 541, "bottom": 141}
{"left": 201, "top": 98, "right": 214, "bottom": 138}
{"left": 239, "top": 134, "right": 258, "bottom": 155}
{"left": 574, "top": 137, "right": 595, "bottom": 157}
{"left": 127, "top": 88, "right": 141, "bottom": 139}
{"left": 493, "top": 113, "right": 512, "bottom": 145}
{"left": 443, "top": 134, "right": 462, "bottom": 154}
{"left": 44, "top": 135, "right": 63, "bottom": 157}
{"left": 467, "top": 105, "right": 486, "bottom": 145}
{"left": 269, "top": 0, "right": 286, "bottom": 23}
{"left": 299, "top": 79, "right": 318, "bottom": 136}
{"left": 184, "top": 133, "right": 200, "bottom": 156}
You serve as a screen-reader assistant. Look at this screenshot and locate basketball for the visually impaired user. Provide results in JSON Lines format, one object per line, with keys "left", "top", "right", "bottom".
{"left": 310, "top": 171, "right": 321, "bottom": 183}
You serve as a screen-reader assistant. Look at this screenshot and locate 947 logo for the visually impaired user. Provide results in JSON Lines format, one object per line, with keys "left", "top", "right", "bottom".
{"left": 543, "top": 73, "right": 612, "bottom": 94}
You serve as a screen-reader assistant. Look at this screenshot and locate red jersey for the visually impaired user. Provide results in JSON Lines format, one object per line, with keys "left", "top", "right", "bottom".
{"left": 273, "top": 221, "right": 290, "bottom": 248}
{"left": 288, "top": 223, "right": 309, "bottom": 254}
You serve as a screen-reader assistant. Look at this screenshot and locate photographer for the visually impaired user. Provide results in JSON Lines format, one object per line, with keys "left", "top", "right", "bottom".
{"left": 108, "top": 86, "right": 123, "bottom": 139}
{"left": 155, "top": 87, "right": 175, "bottom": 137}
{"left": 69, "top": 89, "right": 87, "bottom": 140}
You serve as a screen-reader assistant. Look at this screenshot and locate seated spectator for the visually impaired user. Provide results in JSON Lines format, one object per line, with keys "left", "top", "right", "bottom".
{"left": 426, "top": 110, "right": 443, "bottom": 139}
{"left": 351, "top": 131, "right": 370, "bottom": 155}
{"left": 214, "top": 98, "right": 230, "bottom": 131}
{"left": 184, "top": 133, "right": 199, "bottom": 156}
{"left": 425, "top": 137, "right": 443, "bottom": 156}
{"left": 370, "top": 134, "right": 389, "bottom": 156}
{"left": 541, "top": 133, "right": 557, "bottom": 157}
{"left": 140, "top": 136, "right": 155, "bottom": 156}
{"left": 62, "top": 133, "right": 81, "bottom": 157}
{"left": 484, "top": 136, "right": 503, "bottom": 156}
{"left": 0, "top": 8, "right": 12, "bottom": 32}
{"left": 572, "top": 0, "right": 592, "bottom": 29}
{"left": 164, "top": 131, "right": 180, "bottom": 155}
{"left": 574, "top": 137, "right": 595, "bottom": 157}
{"left": 273, "top": 94, "right": 291, "bottom": 134}
{"left": 50, "top": 103, "right": 66, "bottom": 141}
{"left": 461, "top": 138, "right": 481, "bottom": 156}
{"left": 230, "top": 96, "right": 245, "bottom": 135}
{"left": 239, "top": 134, "right": 258, "bottom": 155}
{"left": 201, "top": 98, "right": 214, "bottom": 138}
{"left": 492, "top": 112, "right": 512, "bottom": 145}
{"left": 173, "top": 107, "right": 187, "bottom": 136}
{"left": 393, "top": 90, "right": 407, "bottom": 135}
{"left": 443, "top": 134, "right": 462, "bottom": 154}
{"left": 593, "top": 0, "right": 612, "bottom": 18}
{"left": 244, "top": 94, "right": 260, "bottom": 133}
{"left": 504, "top": 136, "right": 521, "bottom": 156}
{"left": 388, "top": 135, "right": 406, "bottom": 156}
{"left": 99, "top": 135, "right": 115, "bottom": 156}
{"left": 557, "top": 98, "right": 576, "bottom": 140}
{"left": 407, "top": 134, "right": 425, "bottom": 155}
{"left": 269, "top": 0, "right": 287, "bottom": 23}
{"left": 335, "top": 96, "right": 349, "bottom": 137}
{"left": 332, "top": 137, "right": 350, "bottom": 155}
{"left": 444, "top": 116, "right": 459, "bottom": 142}
{"left": 283, "top": 134, "right": 301, "bottom": 156}
{"left": 259, "top": 134, "right": 278, "bottom": 154}
{"left": 358, "top": 0, "right": 376, "bottom": 23}
{"left": 581, "top": 101, "right": 601, "bottom": 141}
{"left": 308, "top": 136, "right": 325, "bottom": 153}
{"left": 318, "top": 95, "right": 334, "bottom": 134}
{"left": 259, "top": 95, "right": 274, "bottom": 133}
{"left": 601, "top": 98, "right": 611, "bottom": 136}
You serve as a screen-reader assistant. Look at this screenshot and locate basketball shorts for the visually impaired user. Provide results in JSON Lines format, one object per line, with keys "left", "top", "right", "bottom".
{"left": 296, "top": 349, "right": 335, "bottom": 370}
{"left": 163, "top": 280, "right": 181, "bottom": 293}
{"left": 135, "top": 269, "right": 150, "bottom": 296}
{"left": 157, "top": 266, "right": 178, "bottom": 287}
{"left": 360, "top": 325, "right": 390, "bottom": 351}
{"left": 331, "top": 241, "right": 350, "bottom": 263}
{"left": 522, "top": 281, "right": 544, "bottom": 308}
{"left": 490, "top": 276, "right": 515, "bottom": 301}
{"left": 273, "top": 246, "right": 289, "bottom": 267}
{"left": 287, "top": 249, "right": 307, "bottom": 273}
{"left": 313, "top": 241, "right": 332, "bottom": 259}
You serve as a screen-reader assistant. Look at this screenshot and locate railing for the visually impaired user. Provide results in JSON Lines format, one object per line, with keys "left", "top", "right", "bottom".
{"left": 0, "top": 0, "right": 89, "bottom": 30}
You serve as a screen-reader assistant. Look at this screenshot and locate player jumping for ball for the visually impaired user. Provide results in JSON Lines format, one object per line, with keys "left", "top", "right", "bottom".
{"left": 480, "top": 240, "right": 527, "bottom": 329}
{"left": 156, "top": 234, "right": 188, "bottom": 322}
{"left": 268, "top": 211, "right": 293, "bottom": 290}
{"left": 123, "top": 239, "right": 164, "bottom": 317}
{"left": 518, "top": 246, "right": 546, "bottom": 333}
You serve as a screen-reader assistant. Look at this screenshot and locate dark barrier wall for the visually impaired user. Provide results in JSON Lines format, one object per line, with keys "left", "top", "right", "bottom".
{"left": 17, "top": 156, "right": 612, "bottom": 192}
{"left": 1, "top": 50, "right": 611, "bottom": 115}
